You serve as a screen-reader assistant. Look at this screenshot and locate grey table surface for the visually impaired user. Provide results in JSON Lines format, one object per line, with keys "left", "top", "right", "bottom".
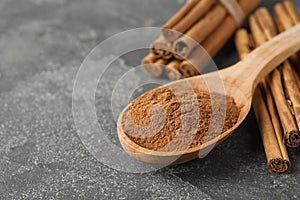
{"left": 1, "top": 0, "right": 300, "bottom": 199}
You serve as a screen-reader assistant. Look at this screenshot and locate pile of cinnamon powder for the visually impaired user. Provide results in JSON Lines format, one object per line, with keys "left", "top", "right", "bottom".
{"left": 120, "top": 87, "right": 240, "bottom": 151}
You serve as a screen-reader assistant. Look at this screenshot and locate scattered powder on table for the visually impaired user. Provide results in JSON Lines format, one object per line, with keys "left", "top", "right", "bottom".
{"left": 120, "top": 87, "right": 240, "bottom": 151}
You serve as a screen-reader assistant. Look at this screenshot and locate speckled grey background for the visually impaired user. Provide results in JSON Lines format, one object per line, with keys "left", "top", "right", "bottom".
{"left": 1, "top": 0, "right": 300, "bottom": 199}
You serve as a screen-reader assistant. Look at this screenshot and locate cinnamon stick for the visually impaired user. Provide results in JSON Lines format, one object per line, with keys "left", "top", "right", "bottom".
{"left": 283, "top": 0, "right": 300, "bottom": 25}
{"left": 175, "top": 0, "right": 261, "bottom": 77}
{"left": 151, "top": 35, "right": 173, "bottom": 59}
{"left": 235, "top": 16, "right": 290, "bottom": 173}
{"left": 178, "top": 61, "right": 200, "bottom": 78}
{"left": 143, "top": 0, "right": 261, "bottom": 79}
{"left": 152, "top": 0, "right": 203, "bottom": 60}
{"left": 162, "top": 0, "right": 217, "bottom": 42}
{"left": 295, "top": 55, "right": 300, "bottom": 85}
{"left": 248, "top": 34, "right": 255, "bottom": 50}
{"left": 174, "top": 0, "right": 261, "bottom": 65}
{"left": 202, "top": 0, "right": 261, "bottom": 58}
{"left": 250, "top": 8, "right": 291, "bottom": 149}
{"left": 249, "top": 14, "right": 267, "bottom": 46}
{"left": 253, "top": 86, "right": 290, "bottom": 174}
{"left": 163, "top": 0, "right": 201, "bottom": 30}
{"left": 281, "top": 61, "right": 300, "bottom": 131}
{"left": 275, "top": 0, "right": 300, "bottom": 70}
{"left": 274, "top": 18, "right": 285, "bottom": 33}
{"left": 142, "top": 53, "right": 156, "bottom": 65}
{"left": 234, "top": 28, "right": 252, "bottom": 59}
{"left": 267, "top": 69, "right": 300, "bottom": 147}
{"left": 173, "top": 4, "right": 227, "bottom": 58}
{"left": 262, "top": 80, "right": 290, "bottom": 172}
{"left": 162, "top": 51, "right": 174, "bottom": 60}
{"left": 165, "top": 60, "right": 182, "bottom": 80}
{"left": 251, "top": 6, "right": 300, "bottom": 147}
{"left": 142, "top": 55, "right": 167, "bottom": 78}
{"left": 275, "top": 0, "right": 300, "bottom": 118}
{"left": 179, "top": 46, "right": 210, "bottom": 77}
{"left": 274, "top": 2, "right": 294, "bottom": 30}
{"left": 173, "top": 53, "right": 185, "bottom": 61}
{"left": 255, "top": 7, "right": 277, "bottom": 39}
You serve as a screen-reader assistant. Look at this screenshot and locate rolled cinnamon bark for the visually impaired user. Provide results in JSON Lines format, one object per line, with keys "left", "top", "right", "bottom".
{"left": 162, "top": 0, "right": 217, "bottom": 42}
{"left": 283, "top": 0, "right": 300, "bottom": 25}
{"left": 173, "top": 4, "right": 227, "bottom": 58}
{"left": 275, "top": 5, "right": 300, "bottom": 146}
{"left": 173, "top": 53, "right": 185, "bottom": 61}
{"left": 288, "top": 52, "right": 300, "bottom": 87}
{"left": 275, "top": 1, "right": 300, "bottom": 67}
{"left": 144, "top": 0, "right": 261, "bottom": 79}
{"left": 249, "top": 14, "right": 267, "bottom": 46}
{"left": 274, "top": 18, "right": 285, "bottom": 33}
{"left": 253, "top": 86, "right": 290, "bottom": 174}
{"left": 151, "top": 49, "right": 164, "bottom": 59}
{"left": 162, "top": 51, "right": 174, "bottom": 60}
{"left": 177, "top": 0, "right": 262, "bottom": 77}
{"left": 142, "top": 54, "right": 167, "bottom": 78}
{"left": 165, "top": 60, "right": 182, "bottom": 80}
{"left": 281, "top": 61, "right": 300, "bottom": 131}
{"left": 234, "top": 29, "right": 252, "bottom": 59}
{"left": 274, "top": 2, "right": 294, "bottom": 30}
{"left": 202, "top": 0, "right": 262, "bottom": 57}
{"left": 178, "top": 61, "right": 200, "bottom": 78}
{"left": 151, "top": 35, "right": 173, "bottom": 59}
{"left": 251, "top": 6, "right": 300, "bottom": 147}
{"left": 248, "top": 34, "right": 255, "bottom": 49}
{"left": 254, "top": 7, "right": 277, "bottom": 39}
{"left": 163, "top": 0, "right": 201, "bottom": 30}
{"left": 173, "top": 0, "right": 261, "bottom": 61}
{"left": 235, "top": 26, "right": 291, "bottom": 173}
{"left": 235, "top": 25, "right": 290, "bottom": 174}
{"left": 179, "top": 46, "right": 209, "bottom": 77}
{"left": 268, "top": 69, "right": 300, "bottom": 147}
{"left": 142, "top": 53, "right": 156, "bottom": 65}
{"left": 262, "top": 80, "right": 290, "bottom": 174}
{"left": 150, "top": 0, "right": 203, "bottom": 61}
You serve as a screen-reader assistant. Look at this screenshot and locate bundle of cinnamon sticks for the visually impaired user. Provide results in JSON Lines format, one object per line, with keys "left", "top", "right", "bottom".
{"left": 235, "top": 0, "right": 300, "bottom": 174}
{"left": 142, "top": 0, "right": 261, "bottom": 80}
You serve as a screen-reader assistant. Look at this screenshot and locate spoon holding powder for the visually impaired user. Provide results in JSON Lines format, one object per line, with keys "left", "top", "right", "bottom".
{"left": 118, "top": 24, "right": 300, "bottom": 165}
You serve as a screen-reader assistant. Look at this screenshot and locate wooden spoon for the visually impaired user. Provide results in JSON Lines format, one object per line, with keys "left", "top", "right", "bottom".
{"left": 118, "top": 24, "right": 300, "bottom": 165}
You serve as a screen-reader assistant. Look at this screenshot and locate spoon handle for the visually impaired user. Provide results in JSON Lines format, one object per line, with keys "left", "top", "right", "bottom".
{"left": 228, "top": 24, "right": 300, "bottom": 94}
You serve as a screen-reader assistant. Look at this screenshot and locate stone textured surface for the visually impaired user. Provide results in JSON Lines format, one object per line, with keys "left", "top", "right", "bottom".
{"left": 0, "top": 0, "right": 300, "bottom": 199}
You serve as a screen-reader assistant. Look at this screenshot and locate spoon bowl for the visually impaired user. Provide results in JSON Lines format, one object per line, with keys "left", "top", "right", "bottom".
{"left": 118, "top": 24, "right": 300, "bottom": 165}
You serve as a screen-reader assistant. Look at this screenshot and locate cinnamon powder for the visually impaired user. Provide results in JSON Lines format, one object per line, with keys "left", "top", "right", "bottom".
{"left": 120, "top": 87, "right": 240, "bottom": 151}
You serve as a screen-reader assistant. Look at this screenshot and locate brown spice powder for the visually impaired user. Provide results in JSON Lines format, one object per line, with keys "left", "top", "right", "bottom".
{"left": 120, "top": 87, "right": 240, "bottom": 151}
